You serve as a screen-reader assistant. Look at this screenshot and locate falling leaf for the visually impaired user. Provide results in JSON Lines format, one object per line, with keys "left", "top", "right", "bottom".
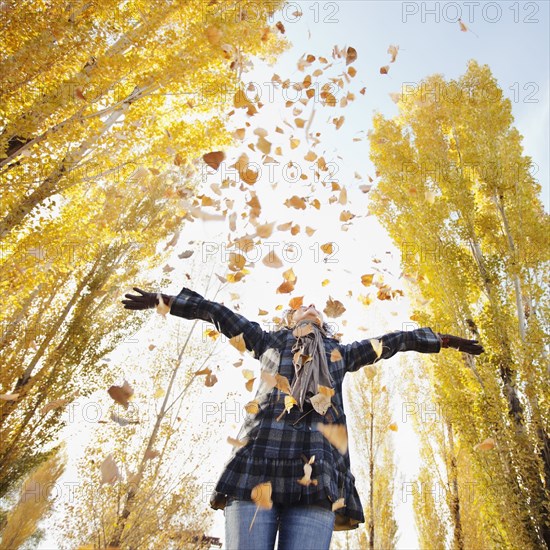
{"left": 242, "top": 369, "right": 255, "bottom": 380}
{"left": 387, "top": 44, "right": 399, "bottom": 62}
{"left": 245, "top": 400, "right": 260, "bottom": 414}
{"left": 203, "top": 151, "right": 225, "bottom": 170}
{"left": 275, "top": 374, "right": 292, "bottom": 395}
{"left": 107, "top": 381, "right": 134, "bottom": 409}
{"left": 256, "top": 222, "right": 275, "bottom": 238}
{"left": 275, "top": 21, "right": 285, "bottom": 34}
{"left": 321, "top": 279, "right": 330, "bottom": 287}
{"left": 276, "top": 395, "right": 297, "bottom": 421}
{"left": 346, "top": 47, "right": 358, "bottom": 65}
{"left": 474, "top": 437, "right": 496, "bottom": 451}
{"left": 364, "top": 366, "right": 376, "bottom": 380}
{"left": 293, "top": 323, "right": 314, "bottom": 337}
{"left": 100, "top": 455, "right": 120, "bottom": 485}
{"left": 333, "top": 116, "right": 345, "bottom": 130}
{"left": 205, "top": 373, "right": 218, "bottom": 387}
{"left": 289, "top": 296, "right": 304, "bottom": 309}
{"left": 227, "top": 333, "right": 247, "bottom": 354}
{"left": 205, "top": 25, "right": 223, "bottom": 45}
{"left": 277, "top": 280, "right": 295, "bottom": 294}
{"left": 260, "top": 371, "right": 278, "bottom": 390}
{"left": 40, "top": 398, "right": 70, "bottom": 415}
{"left": 263, "top": 251, "right": 283, "bottom": 268}
{"left": 371, "top": 338, "right": 383, "bottom": 358}
{"left": 227, "top": 436, "right": 248, "bottom": 448}
{"left": 389, "top": 423, "right": 398, "bottom": 432}
{"left": 324, "top": 296, "right": 346, "bottom": 318}
{"left": 310, "top": 393, "right": 332, "bottom": 415}
{"left": 459, "top": 18, "right": 468, "bottom": 32}
{"left": 284, "top": 196, "right": 306, "bottom": 210}
{"left": 321, "top": 242, "right": 333, "bottom": 254}
{"left": 251, "top": 481, "right": 273, "bottom": 509}
{"left": 330, "top": 348, "right": 342, "bottom": 362}
{"left": 380, "top": 65, "right": 389, "bottom": 75}
{"left": 297, "top": 462, "right": 318, "bottom": 486}
{"left": 283, "top": 268, "right": 297, "bottom": 282}
{"left": 0, "top": 393, "right": 20, "bottom": 401}
{"left": 332, "top": 497, "right": 346, "bottom": 511}
{"left": 110, "top": 412, "right": 138, "bottom": 427}
{"left": 144, "top": 449, "right": 161, "bottom": 460}
{"left": 361, "top": 274, "right": 374, "bottom": 286}
{"left": 317, "top": 423, "right": 348, "bottom": 454}
{"left": 195, "top": 367, "right": 212, "bottom": 376}
{"left": 156, "top": 295, "right": 171, "bottom": 317}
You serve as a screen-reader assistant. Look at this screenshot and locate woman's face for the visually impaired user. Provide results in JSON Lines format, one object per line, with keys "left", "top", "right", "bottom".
{"left": 292, "top": 304, "right": 324, "bottom": 326}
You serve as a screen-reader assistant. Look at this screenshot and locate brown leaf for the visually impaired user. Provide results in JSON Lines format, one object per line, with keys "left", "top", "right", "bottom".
{"left": 330, "top": 348, "right": 342, "bottom": 362}
{"left": 380, "top": 65, "right": 390, "bottom": 75}
{"left": 323, "top": 296, "right": 346, "bottom": 318}
{"left": 203, "top": 151, "right": 225, "bottom": 170}
{"left": 387, "top": 44, "right": 399, "bottom": 62}
{"left": 205, "top": 373, "right": 218, "bottom": 387}
{"left": 100, "top": 454, "right": 120, "bottom": 485}
{"left": 107, "top": 381, "right": 134, "bottom": 409}
{"left": 346, "top": 47, "right": 358, "bottom": 65}
{"left": 276, "top": 280, "right": 295, "bottom": 294}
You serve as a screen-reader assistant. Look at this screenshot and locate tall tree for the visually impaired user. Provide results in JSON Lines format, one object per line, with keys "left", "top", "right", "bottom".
{"left": 0, "top": 0, "right": 287, "bottom": 500}
{"left": 369, "top": 60, "right": 550, "bottom": 548}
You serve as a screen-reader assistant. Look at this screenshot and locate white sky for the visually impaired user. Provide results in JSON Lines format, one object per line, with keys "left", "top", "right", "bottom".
{"left": 38, "top": 1, "right": 548, "bottom": 549}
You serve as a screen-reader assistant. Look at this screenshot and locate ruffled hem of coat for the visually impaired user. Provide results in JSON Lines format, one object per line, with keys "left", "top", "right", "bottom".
{"left": 208, "top": 454, "right": 364, "bottom": 532}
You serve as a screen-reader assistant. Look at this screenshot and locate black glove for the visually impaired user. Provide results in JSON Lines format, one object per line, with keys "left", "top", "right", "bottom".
{"left": 121, "top": 287, "right": 171, "bottom": 310}
{"left": 438, "top": 333, "right": 484, "bottom": 356}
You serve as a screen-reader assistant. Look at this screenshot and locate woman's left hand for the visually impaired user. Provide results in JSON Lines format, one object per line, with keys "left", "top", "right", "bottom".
{"left": 437, "top": 333, "right": 484, "bottom": 355}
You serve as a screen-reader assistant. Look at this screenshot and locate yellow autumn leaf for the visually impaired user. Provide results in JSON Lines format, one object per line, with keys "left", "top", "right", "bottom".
{"left": 316, "top": 423, "right": 348, "bottom": 454}
{"left": 389, "top": 422, "right": 398, "bottom": 432}
{"left": 251, "top": 481, "right": 273, "bottom": 509}
{"left": 230, "top": 333, "right": 247, "bottom": 353}
{"left": 474, "top": 437, "right": 496, "bottom": 451}
{"left": 227, "top": 436, "right": 248, "bottom": 448}
{"left": 245, "top": 400, "right": 260, "bottom": 414}
{"left": 370, "top": 338, "right": 383, "bottom": 358}
{"left": 330, "top": 348, "right": 342, "bottom": 362}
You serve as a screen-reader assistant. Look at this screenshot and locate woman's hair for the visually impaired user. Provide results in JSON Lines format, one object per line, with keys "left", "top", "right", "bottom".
{"left": 279, "top": 308, "right": 340, "bottom": 340}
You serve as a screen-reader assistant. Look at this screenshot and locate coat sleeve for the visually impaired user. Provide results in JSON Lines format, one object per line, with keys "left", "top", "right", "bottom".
{"left": 169, "top": 287, "right": 279, "bottom": 359}
{"left": 340, "top": 327, "right": 441, "bottom": 373}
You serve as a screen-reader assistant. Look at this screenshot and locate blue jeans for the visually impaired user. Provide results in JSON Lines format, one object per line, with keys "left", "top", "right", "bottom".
{"left": 224, "top": 497, "right": 335, "bottom": 550}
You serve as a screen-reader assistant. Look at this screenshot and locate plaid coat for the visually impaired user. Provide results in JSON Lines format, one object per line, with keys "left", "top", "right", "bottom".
{"left": 170, "top": 287, "right": 441, "bottom": 531}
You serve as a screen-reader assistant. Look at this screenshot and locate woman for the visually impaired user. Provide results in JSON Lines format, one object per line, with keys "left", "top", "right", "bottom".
{"left": 122, "top": 286, "right": 483, "bottom": 550}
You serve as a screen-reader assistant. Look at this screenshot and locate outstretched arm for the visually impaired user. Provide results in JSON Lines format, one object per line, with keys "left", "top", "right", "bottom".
{"left": 122, "top": 286, "right": 278, "bottom": 359}
{"left": 341, "top": 327, "right": 483, "bottom": 373}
